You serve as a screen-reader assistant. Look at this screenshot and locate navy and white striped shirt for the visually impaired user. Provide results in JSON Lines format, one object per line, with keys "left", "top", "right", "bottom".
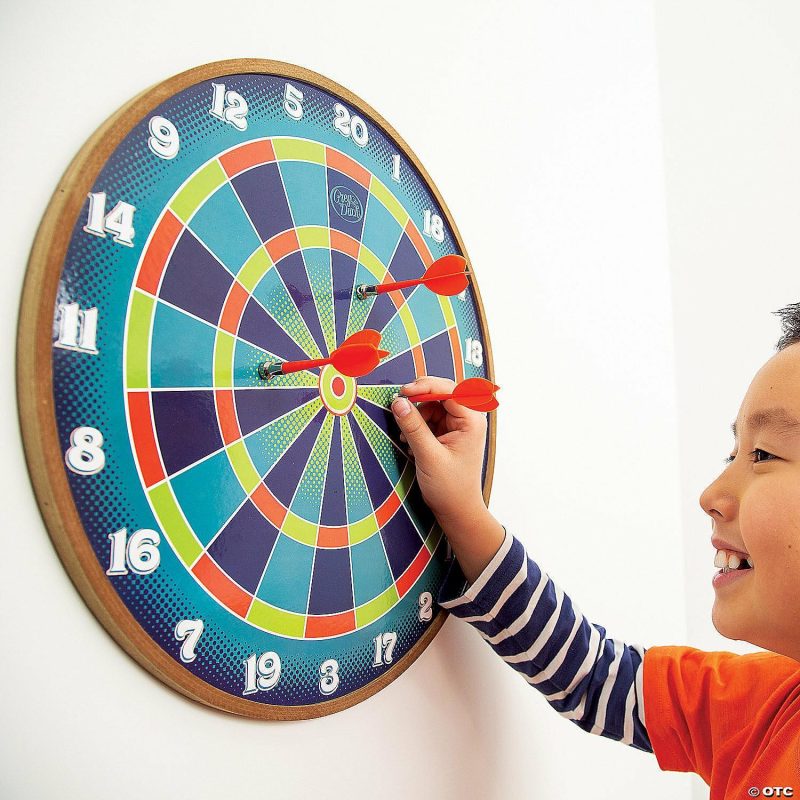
{"left": 438, "top": 529, "right": 653, "bottom": 753}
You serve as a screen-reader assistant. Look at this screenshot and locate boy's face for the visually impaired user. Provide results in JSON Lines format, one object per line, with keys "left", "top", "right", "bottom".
{"left": 700, "top": 342, "right": 800, "bottom": 659}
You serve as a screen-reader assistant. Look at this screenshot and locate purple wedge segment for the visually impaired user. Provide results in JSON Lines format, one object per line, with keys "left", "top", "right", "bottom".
{"left": 207, "top": 501, "right": 280, "bottom": 594}
{"left": 307, "top": 547, "right": 354, "bottom": 615}
{"left": 160, "top": 229, "right": 233, "bottom": 326}
{"left": 348, "top": 415, "right": 394, "bottom": 508}
{"left": 234, "top": 387, "right": 319, "bottom": 437}
{"left": 230, "top": 163, "right": 294, "bottom": 243}
{"left": 331, "top": 251, "right": 358, "bottom": 348}
{"left": 263, "top": 406, "right": 326, "bottom": 507}
{"left": 275, "top": 250, "right": 328, "bottom": 357}
{"left": 361, "top": 291, "right": 398, "bottom": 340}
{"left": 320, "top": 417, "right": 347, "bottom": 526}
{"left": 237, "top": 297, "right": 311, "bottom": 362}
{"left": 355, "top": 398, "right": 402, "bottom": 448}
{"left": 380, "top": 504, "right": 424, "bottom": 580}
{"left": 152, "top": 390, "right": 223, "bottom": 476}
{"left": 421, "top": 330, "right": 457, "bottom": 382}
{"left": 362, "top": 348, "right": 416, "bottom": 386}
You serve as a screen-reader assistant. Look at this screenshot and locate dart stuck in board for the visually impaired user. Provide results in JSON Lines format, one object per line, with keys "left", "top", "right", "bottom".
{"left": 356, "top": 255, "right": 469, "bottom": 299}
{"left": 259, "top": 329, "right": 389, "bottom": 380}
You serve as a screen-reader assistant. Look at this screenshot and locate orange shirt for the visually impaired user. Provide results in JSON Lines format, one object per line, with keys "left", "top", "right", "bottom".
{"left": 644, "top": 646, "right": 800, "bottom": 796}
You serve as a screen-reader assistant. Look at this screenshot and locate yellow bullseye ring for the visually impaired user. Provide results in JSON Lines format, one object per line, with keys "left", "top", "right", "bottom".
{"left": 318, "top": 363, "right": 357, "bottom": 415}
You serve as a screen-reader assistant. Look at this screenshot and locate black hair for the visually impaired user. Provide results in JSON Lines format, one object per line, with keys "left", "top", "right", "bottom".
{"left": 774, "top": 303, "right": 800, "bottom": 350}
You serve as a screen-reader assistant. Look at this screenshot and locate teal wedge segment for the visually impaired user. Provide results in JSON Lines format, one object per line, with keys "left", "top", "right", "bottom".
{"left": 361, "top": 194, "right": 403, "bottom": 267}
{"left": 406, "top": 285, "right": 448, "bottom": 343}
{"left": 188, "top": 182, "right": 262, "bottom": 274}
{"left": 345, "top": 263, "right": 382, "bottom": 339}
{"left": 170, "top": 449, "right": 246, "bottom": 547}
{"left": 150, "top": 302, "right": 216, "bottom": 388}
{"left": 255, "top": 533, "right": 314, "bottom": 613}
{"left": 379, "top": 313, "right": 412, "bottom": 362}
{"left": 351, "top": 534, "right": 395, "bottom": 606}
{"left": 279, "top": 160, "right": 329, "bottom": 229}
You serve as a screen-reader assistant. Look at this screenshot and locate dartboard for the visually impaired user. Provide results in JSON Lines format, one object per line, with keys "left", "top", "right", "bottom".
{"left": 18, "top": 60, "right": 495, "bottom": 718}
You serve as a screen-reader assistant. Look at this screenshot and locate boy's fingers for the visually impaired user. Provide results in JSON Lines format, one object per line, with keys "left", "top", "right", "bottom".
{"left": 390, "top": 396, "right": 440, "bottom": 463}
{"left": 401, "top": 376, "right": 456, "bottom": 398}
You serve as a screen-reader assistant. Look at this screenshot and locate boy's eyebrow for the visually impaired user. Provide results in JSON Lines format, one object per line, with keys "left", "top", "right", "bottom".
{"left": 731, "top": 407, "right": 800, "bottom": 438}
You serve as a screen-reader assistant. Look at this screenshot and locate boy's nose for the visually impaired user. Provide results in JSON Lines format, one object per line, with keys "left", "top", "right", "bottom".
{"left": 699, "top": 472, "right": 738, "bottom": 521}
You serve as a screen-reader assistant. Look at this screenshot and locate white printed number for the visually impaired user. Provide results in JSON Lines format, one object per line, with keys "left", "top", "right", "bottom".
{"left": 243, "top": 652, "right": 281, "bottom": 695}
{"left": 283, "top": 82, "right": 304, "bottom": 120}
{"left": 106, "top": 528, "right": 161, "bottom": 576}
{"left": 333, "top": 103, "right": 369, "bottom": 147}
{"left": 372, "top": 632, "right": 397, "bottom": 667}
{"left": 418, "top": 592, "right": 433, "bottom": 622}
{"left": 147, "top": 116, "right": 180, "bottom": 159}
{"left": 423, "top": 210, "right": 444, "bottom": 243}
{"left": 319, "top": 659, "right": 340, "bottom": 696}
{"left": 174, "top": 619, "right": 204, "bottom": 663}
{"left": 55, "top": 303, "right": 98, "bottom": 354}
{"left": 465, "top": 337, "right": 484, "bottom": 367}
{"left": 83, "top": 192, "right": 136, "bottom": 247}
{"left": 65, "top": 426, "right": 105, "bottom": 475}
{"left": 210, "top": 83, "right": 249, "bottom": 131}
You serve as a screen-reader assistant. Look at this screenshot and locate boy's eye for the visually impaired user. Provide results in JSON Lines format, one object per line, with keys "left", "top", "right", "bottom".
{"left": 723, "top": 448, "right": 776, "bottom": 465}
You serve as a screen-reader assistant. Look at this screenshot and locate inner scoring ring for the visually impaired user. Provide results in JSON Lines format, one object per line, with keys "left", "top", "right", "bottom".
{"left": 319, "top": 364, "right": 357, "bottom": 416}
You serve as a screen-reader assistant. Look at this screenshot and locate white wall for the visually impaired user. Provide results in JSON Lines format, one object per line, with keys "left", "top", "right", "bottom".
{"left": 2, "top": 2, "right": 690, "bottom": 798}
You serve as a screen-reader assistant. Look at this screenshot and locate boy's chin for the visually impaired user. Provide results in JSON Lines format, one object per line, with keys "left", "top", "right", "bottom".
{"left": 711, "top": 601, "right": 748, "bottom": 642}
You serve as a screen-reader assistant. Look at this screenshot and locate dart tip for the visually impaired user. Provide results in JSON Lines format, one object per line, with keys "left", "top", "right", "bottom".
{"left": 377, "top": 349, "right": 390, "bottom": 358}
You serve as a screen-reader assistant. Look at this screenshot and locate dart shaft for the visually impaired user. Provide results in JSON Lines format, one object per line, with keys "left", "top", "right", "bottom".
{"left": 407, "top": 392, "right": 492, "bottom": 404}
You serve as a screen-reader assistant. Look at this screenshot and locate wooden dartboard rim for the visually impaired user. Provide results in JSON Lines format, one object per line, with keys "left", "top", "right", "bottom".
{"left": 16, "top": 58, "right": 497, "bottom": 718}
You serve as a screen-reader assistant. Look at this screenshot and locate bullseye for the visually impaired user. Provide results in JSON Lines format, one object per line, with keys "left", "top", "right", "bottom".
{"left": 319, "top": 364, "right": 357, "bottom": 416}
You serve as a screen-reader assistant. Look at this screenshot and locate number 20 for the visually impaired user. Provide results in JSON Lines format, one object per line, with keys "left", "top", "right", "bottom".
{"left": 333, "top": 103, "right": 368, "bottom": 147}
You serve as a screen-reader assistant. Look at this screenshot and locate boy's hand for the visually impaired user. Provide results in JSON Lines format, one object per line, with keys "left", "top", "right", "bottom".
{"left": 391, "top": 376, "right": 488, "bottom": 526}
{"left": 391, "top": 376, "right": 505, "bottom": 583}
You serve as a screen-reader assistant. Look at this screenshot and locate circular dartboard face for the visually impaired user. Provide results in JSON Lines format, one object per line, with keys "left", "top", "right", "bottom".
{"left": 19, "top": 60, "right": 495, "bottom": 718}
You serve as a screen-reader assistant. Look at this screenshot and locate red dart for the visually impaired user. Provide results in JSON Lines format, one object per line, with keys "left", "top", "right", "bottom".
{"left": 259, "top": 330, "right": 389, "bottom": 380}
{"left": 404, "top": 377, "right": 500, "bottom": 411}
{"left": 356, "top": 255, "right": 469, "bottom": 299}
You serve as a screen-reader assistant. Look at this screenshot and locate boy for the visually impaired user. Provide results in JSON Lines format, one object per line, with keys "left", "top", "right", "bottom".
{"left": 390, "top": 304, "right": 800, "bottom": 797}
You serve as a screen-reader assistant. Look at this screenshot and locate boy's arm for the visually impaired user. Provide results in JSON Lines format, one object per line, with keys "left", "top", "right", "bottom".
{"left": 391, "top": 379, "right": 652, "bottom": 752}
{"left": 437, "top": 513, "right": 652, "bottom": 752}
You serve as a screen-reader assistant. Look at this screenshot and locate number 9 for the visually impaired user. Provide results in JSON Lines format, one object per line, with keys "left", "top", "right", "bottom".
{"left": 148, "top": 116, "right": 180, "bottom": 160}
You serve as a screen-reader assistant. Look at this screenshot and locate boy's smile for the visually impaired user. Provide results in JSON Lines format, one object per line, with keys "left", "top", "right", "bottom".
{"left": 699, "top": 342, "right": 800, "bottom": 660}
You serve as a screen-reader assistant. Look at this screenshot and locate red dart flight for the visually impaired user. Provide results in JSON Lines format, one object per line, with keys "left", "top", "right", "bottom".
{"left": 403, "top": 377, "right": 500, "bottom": 411}
{"left": 259, "top": 330, "right": 389, "bottom": 380}
{"left": 356, "top": 255, "right": 469, "bottom": 299}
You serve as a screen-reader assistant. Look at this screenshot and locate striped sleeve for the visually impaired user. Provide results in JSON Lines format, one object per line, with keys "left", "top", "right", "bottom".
{"left": 438, "top": 528, "right": 653, "bottom": 753}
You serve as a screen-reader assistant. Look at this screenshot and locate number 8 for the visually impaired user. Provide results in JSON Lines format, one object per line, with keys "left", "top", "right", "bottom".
{"left": 65, "top": 426, "right": 106, "bottom": 475}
